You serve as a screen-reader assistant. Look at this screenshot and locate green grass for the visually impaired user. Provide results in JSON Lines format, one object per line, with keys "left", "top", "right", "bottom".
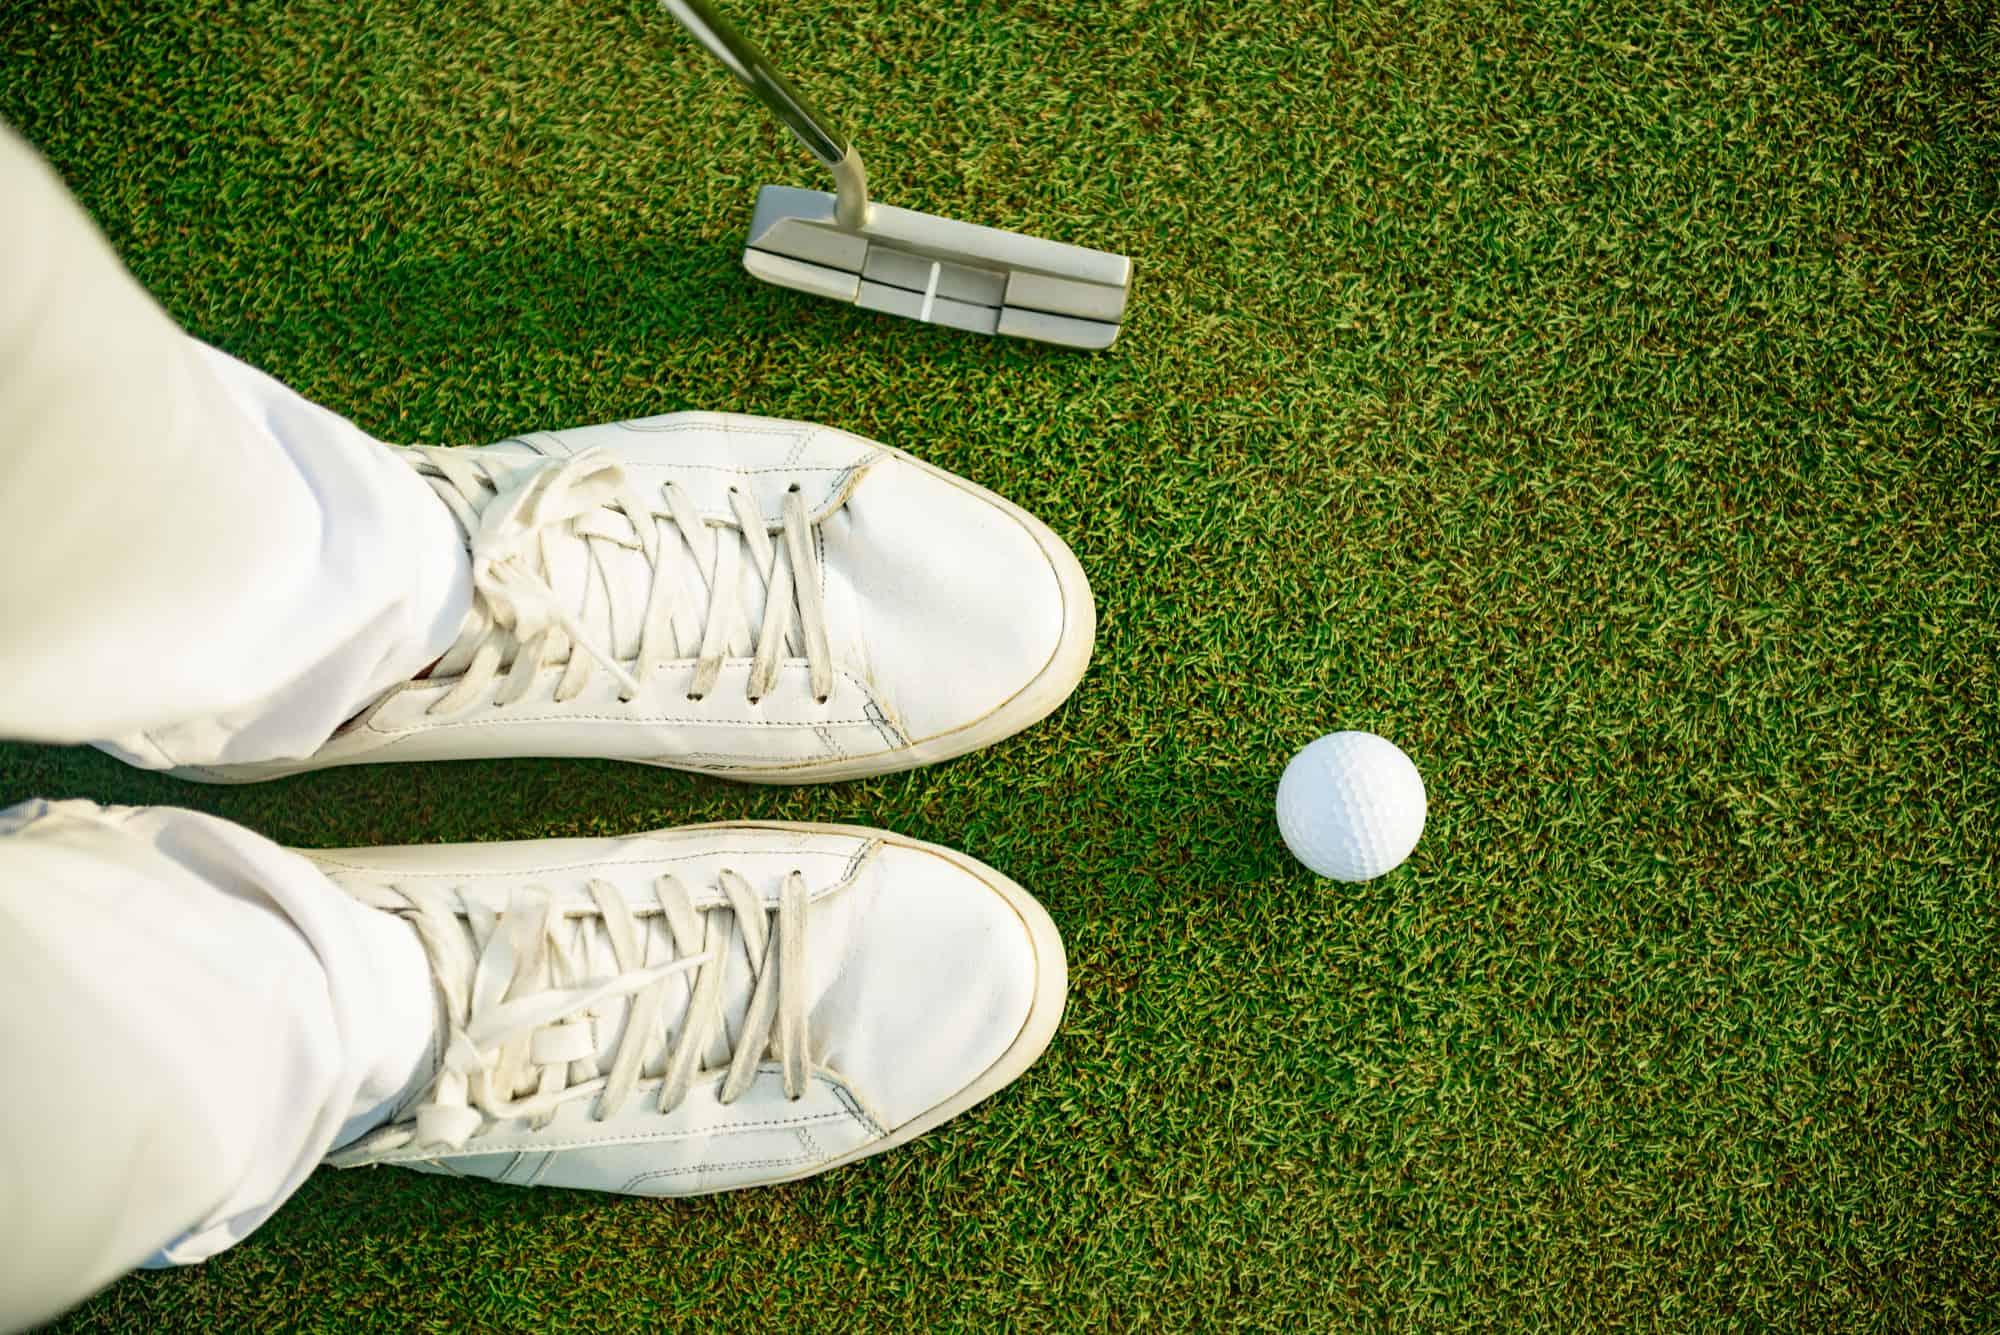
{"left": 4, "top": 0, "right": 1998, "bottom": 1328}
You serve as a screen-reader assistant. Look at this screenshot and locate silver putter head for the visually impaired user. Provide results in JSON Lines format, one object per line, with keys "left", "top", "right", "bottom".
{"left": 742, "top": 186, "right": 1132, "bottom": 350}
{"left": 664, "top": 0, "right": 1133, "bottom": 350}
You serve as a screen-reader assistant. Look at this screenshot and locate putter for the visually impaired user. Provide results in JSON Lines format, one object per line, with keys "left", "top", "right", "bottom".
{"left": 663, "top": 0, "right": 1132, "bottom": 350}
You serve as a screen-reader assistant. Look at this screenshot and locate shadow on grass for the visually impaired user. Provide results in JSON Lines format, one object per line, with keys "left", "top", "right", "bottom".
{"left": 0, "top": 741, "right": 770, "bottom": 848}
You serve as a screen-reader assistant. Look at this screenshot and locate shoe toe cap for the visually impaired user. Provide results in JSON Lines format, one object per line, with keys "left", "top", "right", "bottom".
{"left": 810, "top": 841, "right": 1062, "bottom": 1131}
{"left": 823, "top": 451, "right": 1093, "bottom": 744}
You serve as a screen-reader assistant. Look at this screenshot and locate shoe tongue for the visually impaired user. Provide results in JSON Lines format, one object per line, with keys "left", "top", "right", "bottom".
{"left": 706, "top": 915, "right": 761, "bottom": 1069}
{"left": 429, "top": 448, "right": 805, "bottom": 680}
{"left": 581, "top": 908, "right": 763, "bottom": 1080}
{"left": 540, "top": 515, "right": 656, "bottom": 664}
{"left": 532, "top": 508, "right": 788, "bottom": 672}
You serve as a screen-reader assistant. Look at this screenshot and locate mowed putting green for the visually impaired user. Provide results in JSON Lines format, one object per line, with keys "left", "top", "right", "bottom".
{"left": 3, "top": 0, "right": 1997, "bottom": 1329}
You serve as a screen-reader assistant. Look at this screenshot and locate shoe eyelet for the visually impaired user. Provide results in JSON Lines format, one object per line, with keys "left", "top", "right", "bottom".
{"left": 686, "top": 692, "right": 703, "bottom": 703}
{"left": 814, "top": 695, "right": 829, "bottom": 706}
{"left": 787, "top": 482, "right": 802, "bottom": 493}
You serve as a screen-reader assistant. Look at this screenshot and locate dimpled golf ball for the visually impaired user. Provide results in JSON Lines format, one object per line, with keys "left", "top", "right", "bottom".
{"left": 1276, "top": 731, "right": 1427, "bottom": 882}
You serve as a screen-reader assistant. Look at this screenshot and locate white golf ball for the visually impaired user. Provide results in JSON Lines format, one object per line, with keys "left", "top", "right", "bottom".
{"left": 1276, "top": 731, "right": 1427, "bottom": 882}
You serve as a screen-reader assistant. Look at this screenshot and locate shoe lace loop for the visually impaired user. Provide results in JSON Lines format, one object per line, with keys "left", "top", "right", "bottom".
{"left": 409, "top": 446, "right": 836, "bottom": 711}
{"left": 346, "top": 868, "right": 813, "bottom": 1153}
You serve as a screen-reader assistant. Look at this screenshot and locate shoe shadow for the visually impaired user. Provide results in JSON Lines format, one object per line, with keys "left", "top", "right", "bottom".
{"left": 0, "top": 741, "right": 759, "bottom": 847}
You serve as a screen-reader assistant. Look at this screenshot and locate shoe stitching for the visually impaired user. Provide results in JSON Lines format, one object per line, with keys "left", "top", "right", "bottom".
{"left": 366, "top": 668, "right": 884, "bottom": 737}
{"left": 469, "top": 1106, "right": 856, "bottom": 1146}
{"left": 373, "top": 710, "right": 879, "bottom": 734}
{"left": 667, "top": 750, "right": 886, "bottom": 767}
{"left": 863, "top": 700, "right": 909, "bottom": 750}
{"left": 623, "top": 461, "right": 855, "bottom": 477}
{"left": 611, "top": 417, "right": 825, "bottom": 441}
{"left": 372, "top": 1101, "right": 857, "bottom": 1162}
{"left": 826, "top": 1079, "right": 888, "bottom": 1138}
{"left": 835, "top": 839, "right": 880, "bottom": 887}
{"left": 815, "top": 522, "right": 828, "bottom": 607}
{"left": 315, "top": 839, "right": 887, "bottom": 916}
{"left": 617, "top": 1150, "right": 820, "bottom": 1192}
{"left": 309, "top": 842, "right": 871, "bottom": 885}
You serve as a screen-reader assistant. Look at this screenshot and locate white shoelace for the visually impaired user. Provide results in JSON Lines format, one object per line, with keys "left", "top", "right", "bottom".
{"left": 344, "top": 869, "right": 813, "bottom": 1153}
{"left": 408, "top": 446, "right": 836, "bottom": 710}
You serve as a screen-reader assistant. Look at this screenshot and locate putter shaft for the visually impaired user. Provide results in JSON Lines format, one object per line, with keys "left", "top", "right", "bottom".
{"left": 663, "top": 0, "right": 870, "bottom": 229}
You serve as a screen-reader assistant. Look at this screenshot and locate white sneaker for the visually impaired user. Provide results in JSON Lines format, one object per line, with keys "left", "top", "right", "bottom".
{"left": 174, "top": 412, "right": 1094, "bottom": 783}
{"left": 318, "top": 820, "right": 1065, "bottom": 1195}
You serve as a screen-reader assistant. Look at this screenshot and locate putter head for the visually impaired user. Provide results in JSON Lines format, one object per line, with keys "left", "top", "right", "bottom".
{"left": 740, "top": 186, "right": 1132, "bottom": 350}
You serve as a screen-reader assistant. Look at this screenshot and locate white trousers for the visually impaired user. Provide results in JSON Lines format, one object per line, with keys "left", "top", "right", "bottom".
{"left": 1, "top": 124, "right": 465, "bottom": 1330}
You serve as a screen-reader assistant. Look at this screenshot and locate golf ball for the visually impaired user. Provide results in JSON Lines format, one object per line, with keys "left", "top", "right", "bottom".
{"left": 1276, "top": 731, "right": 1427, "bottom": 882}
